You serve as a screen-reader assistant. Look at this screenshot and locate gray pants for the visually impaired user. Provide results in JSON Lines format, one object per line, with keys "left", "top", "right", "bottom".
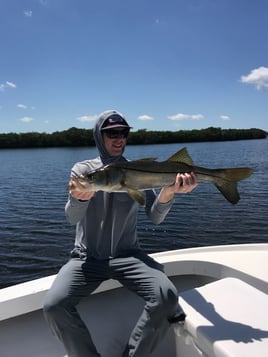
{"left": 43, "top": 251, "right": 178, "bottom": 357}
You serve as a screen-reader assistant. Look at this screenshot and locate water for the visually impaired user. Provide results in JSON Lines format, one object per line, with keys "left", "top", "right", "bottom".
{"left": 0, "top": 140, "right": 267, "bottom": 288}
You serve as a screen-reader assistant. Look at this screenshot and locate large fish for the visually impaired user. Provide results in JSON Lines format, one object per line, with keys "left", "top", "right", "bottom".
{"left": 69, "top": 147, "right": 253, "bottom": 206}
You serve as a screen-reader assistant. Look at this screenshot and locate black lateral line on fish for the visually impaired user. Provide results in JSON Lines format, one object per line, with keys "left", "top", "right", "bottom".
{"left": 84, "top": 162, "right": 252, "bottom": 185}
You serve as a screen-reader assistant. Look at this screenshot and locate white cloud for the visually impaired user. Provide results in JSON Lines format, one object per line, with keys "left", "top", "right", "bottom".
{"left": 6, "top": 81, "right": 17, "bottom": 88}
{"left": 191, "top": 114, "right": 204, "bottom": 120}
{"left": 220, "top": 115, "right": 230, "bottom": 121}
{"left": 168, "top": 113, "right": 190, "bottom": 121}
{"left": 20, "top": 117, "right": 34, "bottom": 123}
{"left": 76, "top": 115, "right": 98, "bottom": 122}
{"left": 0, "top": 81, "right": 17, "bottom": 91}
{"left": 17, "top": 104, "right": 28, "bottom": 109}
{"left": 138, "top": 115, "right": 154, "bottom": 121}
{"left": 240, "top": 66, "right": 268, "bottom": 91}
{"left": 168, "top": 113, "right": 204, "bottom": 121}
{"left": 23, "top": 10, "right": 33, "bottom": 17}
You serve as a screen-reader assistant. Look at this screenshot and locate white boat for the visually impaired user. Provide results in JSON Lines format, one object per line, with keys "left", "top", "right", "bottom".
{"left": 1, "top": 243, "right": 268, "bottom": 357}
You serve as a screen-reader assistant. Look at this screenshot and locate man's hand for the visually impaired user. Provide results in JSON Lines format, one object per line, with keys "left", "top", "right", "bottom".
{"left": 71, "top": 191, "right": 95, "bottom": 201}
{"left": 69, "top": 179, "right": 95, "bottom": 201}
{"left": 158, "top": 172, "right": 198, "bottom": 203}
{"left": 172, "top": 172, "right": 198, "bottom": 194}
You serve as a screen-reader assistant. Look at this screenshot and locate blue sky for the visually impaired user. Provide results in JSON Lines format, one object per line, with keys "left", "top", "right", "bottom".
{"left": 0, "top": 0, "right": 267, "bottom": 133}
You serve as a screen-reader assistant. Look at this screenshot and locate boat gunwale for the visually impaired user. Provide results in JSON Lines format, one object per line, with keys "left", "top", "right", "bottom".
{"left": 1, "top": 243, "right": 267, "bottom": 321}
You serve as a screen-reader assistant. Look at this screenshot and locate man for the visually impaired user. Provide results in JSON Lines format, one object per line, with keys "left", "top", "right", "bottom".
{"left": 43, "top": 110, "right": 198, "bottom": 357}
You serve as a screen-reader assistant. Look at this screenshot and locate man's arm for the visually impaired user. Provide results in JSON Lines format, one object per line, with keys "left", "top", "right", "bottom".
{"left": 146, "top": 172, "right": 198, "bottom": 225}
{"left": 65, "top": 161, "right": 96, "bottom": 225}
{"left": 65, "top": 194, "right": 91, "bottom": 225}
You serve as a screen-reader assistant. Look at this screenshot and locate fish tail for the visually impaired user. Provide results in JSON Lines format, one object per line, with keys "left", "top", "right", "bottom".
{"left": 220, "top": 167, "right": 253, "bottom": 182}
{"left": 213, "top": 167, "right": 253, "bottom": 204}
{"left": 214, "top": 181, "right": 240, "bottom": 204}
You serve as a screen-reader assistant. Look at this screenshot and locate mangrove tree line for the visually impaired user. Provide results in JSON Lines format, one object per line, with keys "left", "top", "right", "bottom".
{"left": 0, "top": 127, "right": 266, "bottom": 149}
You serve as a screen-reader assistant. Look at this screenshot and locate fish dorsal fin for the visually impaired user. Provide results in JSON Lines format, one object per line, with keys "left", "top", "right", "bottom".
{"left": 138, "top": 157, "right": 157, "bottom": 162}
{"left": 167, "top": 147, "right": 194, "bottom": 165}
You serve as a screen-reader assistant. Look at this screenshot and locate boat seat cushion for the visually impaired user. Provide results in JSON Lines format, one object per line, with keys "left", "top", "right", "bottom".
{"left": 174, "top": 277, "right": 268, "bottom": 357}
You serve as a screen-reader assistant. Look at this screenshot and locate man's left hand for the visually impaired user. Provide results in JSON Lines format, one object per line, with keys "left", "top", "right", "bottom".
{"left": 158, "top": 172, "right": 198, "bottom": 203}
{"left": 173, "top": 172, "right": 198, "bottom": 194}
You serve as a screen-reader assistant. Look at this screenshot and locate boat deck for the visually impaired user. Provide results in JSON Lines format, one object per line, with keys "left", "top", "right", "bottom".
{"left": 0, "top": 243, "right": 267, "bottom": 357}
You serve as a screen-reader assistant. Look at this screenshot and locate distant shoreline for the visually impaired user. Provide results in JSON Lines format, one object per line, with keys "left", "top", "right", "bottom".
{"left": 0, "top": 127, "right": 267, "bottom": 149}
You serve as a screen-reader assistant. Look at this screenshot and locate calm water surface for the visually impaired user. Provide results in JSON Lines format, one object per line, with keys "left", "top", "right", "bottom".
{"left": 0, "top": 139, "right": 267, "bottom": 288}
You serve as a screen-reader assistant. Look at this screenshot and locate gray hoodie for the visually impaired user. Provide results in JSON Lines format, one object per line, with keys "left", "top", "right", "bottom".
{"left": 65, "top": 110, "right": 173, "bottom": 259}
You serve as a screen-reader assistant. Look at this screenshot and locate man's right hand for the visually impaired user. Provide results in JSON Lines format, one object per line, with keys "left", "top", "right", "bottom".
{"left": 69, "top": 179, "right": 95, "bottom": 201}
{"left": 70, "top": 190, "right": 95, "bottom": 201}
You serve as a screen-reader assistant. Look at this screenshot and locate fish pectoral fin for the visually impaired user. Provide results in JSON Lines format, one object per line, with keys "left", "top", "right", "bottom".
{"left": 127, "top": 188, "right": 145, "bottom": 206}
{"left": 167, "top": 147, "right": 194, "bottom": 166}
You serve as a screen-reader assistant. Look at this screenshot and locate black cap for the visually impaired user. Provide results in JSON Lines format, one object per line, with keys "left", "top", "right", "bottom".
{"left": 101, "top": 113, "right": 132, "bottom": 130}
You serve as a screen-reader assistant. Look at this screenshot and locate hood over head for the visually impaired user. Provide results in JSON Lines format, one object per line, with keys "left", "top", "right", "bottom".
{"left": 93, "top": 110, "right": 131, "bottom": 165}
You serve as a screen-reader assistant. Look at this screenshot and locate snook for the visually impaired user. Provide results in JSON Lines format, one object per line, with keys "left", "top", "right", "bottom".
{"left": 69, "top": 147, "right": 253, "bottom": 206}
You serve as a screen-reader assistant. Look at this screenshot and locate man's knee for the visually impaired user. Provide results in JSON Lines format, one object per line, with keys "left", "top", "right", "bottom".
{"left": 43, "top": 290, "right": 68, "bottom": 319}
{"left": 161, "top": 283, "right": 178, "bottom": 311}
{"left": 150, "top": 280, "right": 178, "bottom": 317}
{"left": 43, "top": 296, "right": 61, "bottom": 318}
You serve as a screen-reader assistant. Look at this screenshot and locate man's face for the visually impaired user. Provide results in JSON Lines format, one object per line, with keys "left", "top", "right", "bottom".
{"left": 102, "top": 128, "right": 129, "bottom": 157}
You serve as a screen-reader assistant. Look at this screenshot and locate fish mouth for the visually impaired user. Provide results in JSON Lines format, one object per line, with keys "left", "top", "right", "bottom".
{"left": 69, "top": 177, "right": 93, "bottom": 192}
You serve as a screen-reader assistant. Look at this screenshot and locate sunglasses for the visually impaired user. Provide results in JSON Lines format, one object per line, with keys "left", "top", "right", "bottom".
{"left": 103, "top": 128, "right": 130, "bottom": 139}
